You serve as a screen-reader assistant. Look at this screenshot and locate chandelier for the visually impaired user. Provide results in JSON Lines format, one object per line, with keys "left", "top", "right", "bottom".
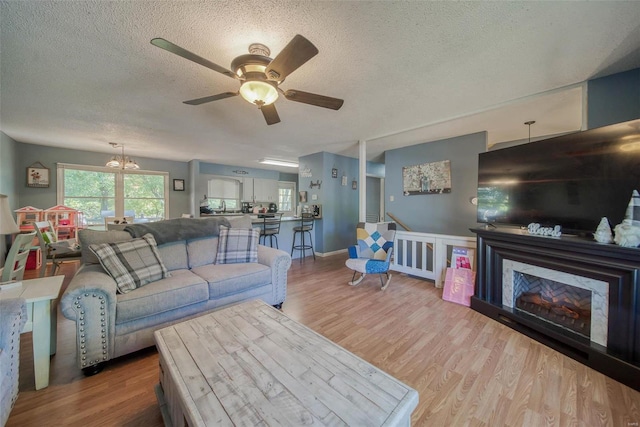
{"left": 106, "top": 142, "right": 140, "bottom": 170}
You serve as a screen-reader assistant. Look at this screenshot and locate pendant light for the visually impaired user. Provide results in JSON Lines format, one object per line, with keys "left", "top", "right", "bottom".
{"left": 106, "top": 143, "right": 140, "bottom": 170}
{"left": 524, "top": 120, "right": 536, "bottom": 143}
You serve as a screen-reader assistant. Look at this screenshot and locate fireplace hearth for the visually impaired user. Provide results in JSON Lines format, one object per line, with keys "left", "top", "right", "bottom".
{"left": 471, "top": 227, "right": 640, "bottom": 391}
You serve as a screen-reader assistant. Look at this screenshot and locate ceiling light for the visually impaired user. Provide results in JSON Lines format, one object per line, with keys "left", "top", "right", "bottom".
{"left": 524, "top": 120, "right": 536, "bottom": 143}
{"left": 239, "top": 80, "right": 279, "bottom": 106}
{"left": 106, "top": 143, "right": 140, "bottom": 170}
{"left": 259, "top": 158, "right": 299, "bottom": 168}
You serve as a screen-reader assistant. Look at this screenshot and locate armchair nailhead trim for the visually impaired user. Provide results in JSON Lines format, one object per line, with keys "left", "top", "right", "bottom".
{"left": 74, "top": 291, "right": 112, "bottom": 369}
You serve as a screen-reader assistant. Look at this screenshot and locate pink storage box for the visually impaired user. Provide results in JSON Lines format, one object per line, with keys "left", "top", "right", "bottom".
{"left": 442, "top": 267, "right": 476, "bottom": 307}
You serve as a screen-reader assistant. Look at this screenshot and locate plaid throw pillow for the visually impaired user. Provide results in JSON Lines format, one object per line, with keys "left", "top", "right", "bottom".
{"left": 215, "top": 226, "right": 259, "bottom": 264}
{"left": 90, "top": 233, "right": 170, "bottom": 294}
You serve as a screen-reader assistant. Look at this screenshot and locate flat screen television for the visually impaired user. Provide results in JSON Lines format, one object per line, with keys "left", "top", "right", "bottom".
{"left": 477, "top": 119, "right": 640, "bottom": 236}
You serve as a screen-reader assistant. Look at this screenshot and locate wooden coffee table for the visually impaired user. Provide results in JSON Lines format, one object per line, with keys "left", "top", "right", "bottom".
{"left": 154, "top": 299, "right": 418, "bottom": 426}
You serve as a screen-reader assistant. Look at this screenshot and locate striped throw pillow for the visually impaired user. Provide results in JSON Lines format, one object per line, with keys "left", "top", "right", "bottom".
{"left": 215, "top": 226, "right": 259, "bottom": 264}
{"left": 90, "top": 233, "right": 170, "bottom": 294}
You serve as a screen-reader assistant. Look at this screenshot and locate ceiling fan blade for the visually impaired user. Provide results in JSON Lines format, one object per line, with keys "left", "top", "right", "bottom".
{"left": 183, "top": 92, "right": 238, "bottom": 105}
{"left": 261, "top": 104, "right": 281, "bottom": 125}
{"left": 284, "top": 90, "right": 344, "bottom": 110}
{"left": 151, "top": 38, "right": 237, "bottom": 80}
{"left": 265, "top": 35, "right": 319, "bottom": 81}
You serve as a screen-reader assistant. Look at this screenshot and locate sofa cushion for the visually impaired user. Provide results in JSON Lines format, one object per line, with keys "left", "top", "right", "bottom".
{"left": 215, "top": 226, "right": 259, "bottom": 264}
{"left": 157, "top": 240, "right": 188, "bottom": 271}
{"left": 90, "top": 234, "right": 170, "bottom": 294}
{"left": 115, "top": 269, "right": 208, "bottom": 324}
{"left": 187, "top": 236, "right": 218, "bottom": 269}
{"left": 191, "top": 263, "right": 271, "bottom": 298}
{"left": 78, "top": 229, "right": 133, "bottom": 264}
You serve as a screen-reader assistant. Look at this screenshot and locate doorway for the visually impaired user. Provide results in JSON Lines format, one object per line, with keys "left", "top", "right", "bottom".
{"left": 366, "top": 176, "right": 384, "bottom": 222}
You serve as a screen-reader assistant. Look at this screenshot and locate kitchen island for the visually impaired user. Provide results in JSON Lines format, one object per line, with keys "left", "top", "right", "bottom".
{"left": 201, "top": 214, "right": 318, "bottom": 259}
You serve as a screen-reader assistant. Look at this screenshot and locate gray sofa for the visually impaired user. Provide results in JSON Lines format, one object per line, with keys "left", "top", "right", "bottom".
{"left": 0, "top": 297, "right": 27, "bottom": 426}
{"left": 60, "top": 216, "right": 291, "bottom": 374}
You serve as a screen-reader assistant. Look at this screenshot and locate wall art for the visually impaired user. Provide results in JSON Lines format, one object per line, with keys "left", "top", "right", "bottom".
{"left": 402, "top": 160, "right": 451, "bottom": 195}
{"left": 173, "top": 179, "right": 185, "bottom": 191}
{"left": 26, "top": 162, "right": 50, "bottom": 188}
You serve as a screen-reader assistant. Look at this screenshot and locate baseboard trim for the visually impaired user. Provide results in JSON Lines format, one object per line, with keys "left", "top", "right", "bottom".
{"left": 316, "top": 248, "right": 348, "bottom": 257}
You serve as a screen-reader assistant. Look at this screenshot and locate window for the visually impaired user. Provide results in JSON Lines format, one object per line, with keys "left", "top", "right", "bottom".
{"left": 206, "top": 178, "right": 240, "bottom": 211}
{"left": 278, "top": 181, "right": 296, "bottom": 215}
{"left": 57, "top": 164, "right": 169, "bottom": 227}
{"left": 206, "top": 198, "right": 239, "bottom": 211}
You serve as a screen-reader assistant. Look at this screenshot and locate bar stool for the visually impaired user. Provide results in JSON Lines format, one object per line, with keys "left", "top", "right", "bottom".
{"left": 259, "top": 213, "right": 282, "bottom": 248}
{"left": 291, "top": 213, "right": 316, "bottom": 262}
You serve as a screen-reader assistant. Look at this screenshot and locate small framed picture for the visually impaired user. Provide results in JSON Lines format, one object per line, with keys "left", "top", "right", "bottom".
{"left": 352, "top": 180, "right": 357, "bottom": 190}
{"left": 332, "top": 168, "right": 338, "bottom": 178}
{"left": 173, "top": 179, "right": 185, "bottom": 191}
{"left": 341, "top": 175, "right": 347, "bottom": 186}
{"left": 27, "top": 162, "right": 50, "bottom": 188}
{"left": 299, "top": 191, "right": 308, "bottom": 203}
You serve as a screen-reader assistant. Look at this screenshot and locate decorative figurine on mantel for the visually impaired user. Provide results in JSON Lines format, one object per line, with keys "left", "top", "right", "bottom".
{"left": 613, "top": 190, "right": 640, "bottom": 248}
{"left": 527, "top": 223, "right": 562, "bottom": 237}
{"left": 594, "top": 217, "right": 614, "bottom": 244}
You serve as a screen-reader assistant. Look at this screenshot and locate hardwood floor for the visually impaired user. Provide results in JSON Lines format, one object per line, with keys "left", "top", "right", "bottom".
{"left": 8, "top": 256, "right": 640, "bottom": 426}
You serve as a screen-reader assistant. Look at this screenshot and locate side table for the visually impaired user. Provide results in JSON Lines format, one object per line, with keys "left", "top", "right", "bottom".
{"left": 0, "top": 275, "right": 64, "bottom": 389}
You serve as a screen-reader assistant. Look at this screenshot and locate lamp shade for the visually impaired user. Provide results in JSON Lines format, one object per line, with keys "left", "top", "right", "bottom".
{"left": 0, "top": 194, "right": 19, "bottom": 235}
{"left": 239, "top": 80, "right": 279, "bottom": 106}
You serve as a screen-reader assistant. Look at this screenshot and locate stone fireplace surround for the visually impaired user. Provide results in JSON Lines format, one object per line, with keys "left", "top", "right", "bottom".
{"left": 471, "top": 227, "right": 640, "bottom": 391}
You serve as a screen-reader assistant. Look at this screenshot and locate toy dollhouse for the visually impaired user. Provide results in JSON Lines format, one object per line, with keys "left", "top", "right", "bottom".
{"left": 14, "top": 206, "right": 43, "bottom": 232}
{"left": 43, "top": 205, "right": 85, "bottom": 240}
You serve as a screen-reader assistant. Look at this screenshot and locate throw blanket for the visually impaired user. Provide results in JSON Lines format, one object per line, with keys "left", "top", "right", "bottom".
{"left": 124, "top": 217, "right": 230, "bottom": 245}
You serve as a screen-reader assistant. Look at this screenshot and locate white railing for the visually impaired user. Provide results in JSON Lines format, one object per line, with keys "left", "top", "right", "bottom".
{"left": 392, "top": 231, "right": 476, "bottom": 288}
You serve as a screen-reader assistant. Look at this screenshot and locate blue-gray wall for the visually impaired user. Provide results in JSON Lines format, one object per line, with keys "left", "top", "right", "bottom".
{"left": 588, "top": 67, "right": 640, "bottom": 129}
{"left": 385, "top": 132, "right": 487, "bottom": 236}
{"left": 298, "top": 151, "right": 361, "bottom": 253}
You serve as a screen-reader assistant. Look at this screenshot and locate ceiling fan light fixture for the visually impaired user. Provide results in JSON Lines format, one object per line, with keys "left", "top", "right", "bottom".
{"left": 239, "top": 80, "right": 279, "bottom": 106}
{"left": 259, "top": 158, "right": 299, "bottom": 168}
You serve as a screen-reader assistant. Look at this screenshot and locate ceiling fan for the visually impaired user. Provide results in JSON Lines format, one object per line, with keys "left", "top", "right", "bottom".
{"left": 151, "top": 35, "right": 344, "bottom": 125}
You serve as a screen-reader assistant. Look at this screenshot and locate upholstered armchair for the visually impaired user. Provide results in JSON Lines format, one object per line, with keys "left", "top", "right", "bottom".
{"left": 345, "top": 222, "right": 396, "bottom": 290}
{"left": 0, "top": 297, "right": 27, "bottom": 426}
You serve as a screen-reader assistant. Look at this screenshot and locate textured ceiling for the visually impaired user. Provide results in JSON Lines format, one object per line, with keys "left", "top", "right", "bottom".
{"left": 1, "top": 1, "right": 639, "bottom": 172}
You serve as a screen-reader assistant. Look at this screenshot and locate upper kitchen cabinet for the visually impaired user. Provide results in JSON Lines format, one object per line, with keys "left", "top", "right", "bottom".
{"left": 242, "top": 178, "right": 278, "bottom": 203}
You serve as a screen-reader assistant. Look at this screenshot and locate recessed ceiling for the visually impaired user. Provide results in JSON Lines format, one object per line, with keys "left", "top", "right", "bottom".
{"left": 1, "top": 1, "right": 639, "bottom": 172}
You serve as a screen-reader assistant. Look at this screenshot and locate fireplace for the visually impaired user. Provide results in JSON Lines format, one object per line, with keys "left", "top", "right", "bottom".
{"left": 502, "top": 260, "right": 609, "bottom": 347}
{"left": 471, "top": 227, "right": 640, "bottom": 391}
{"left": 514, "top": 276, "right": 592, "bottom": 338}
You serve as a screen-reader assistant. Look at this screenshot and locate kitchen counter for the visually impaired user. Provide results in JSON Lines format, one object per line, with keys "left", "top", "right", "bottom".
{"left": 201, "top": 214, "right": 320, "bottom": 222}
{"left": 200, "top": 213, "right": 320, "bottom": 259}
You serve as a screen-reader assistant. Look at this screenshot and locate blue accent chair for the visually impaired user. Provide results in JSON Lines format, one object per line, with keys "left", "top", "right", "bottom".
{"left": 345, "top": 222, "right": 396, "bottom": 290}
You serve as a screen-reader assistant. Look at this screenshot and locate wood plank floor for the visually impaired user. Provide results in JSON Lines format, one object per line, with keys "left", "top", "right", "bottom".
{"left": 7, "top": 256, "right": 640, "bottom": 426}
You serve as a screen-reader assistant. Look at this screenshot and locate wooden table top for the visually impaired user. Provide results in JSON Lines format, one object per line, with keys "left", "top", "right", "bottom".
{"left": 154, "top": 299, "right": 418, "bottom": 426}
{"left": 0, "top": 275, "right": 64, "bottom": 302}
